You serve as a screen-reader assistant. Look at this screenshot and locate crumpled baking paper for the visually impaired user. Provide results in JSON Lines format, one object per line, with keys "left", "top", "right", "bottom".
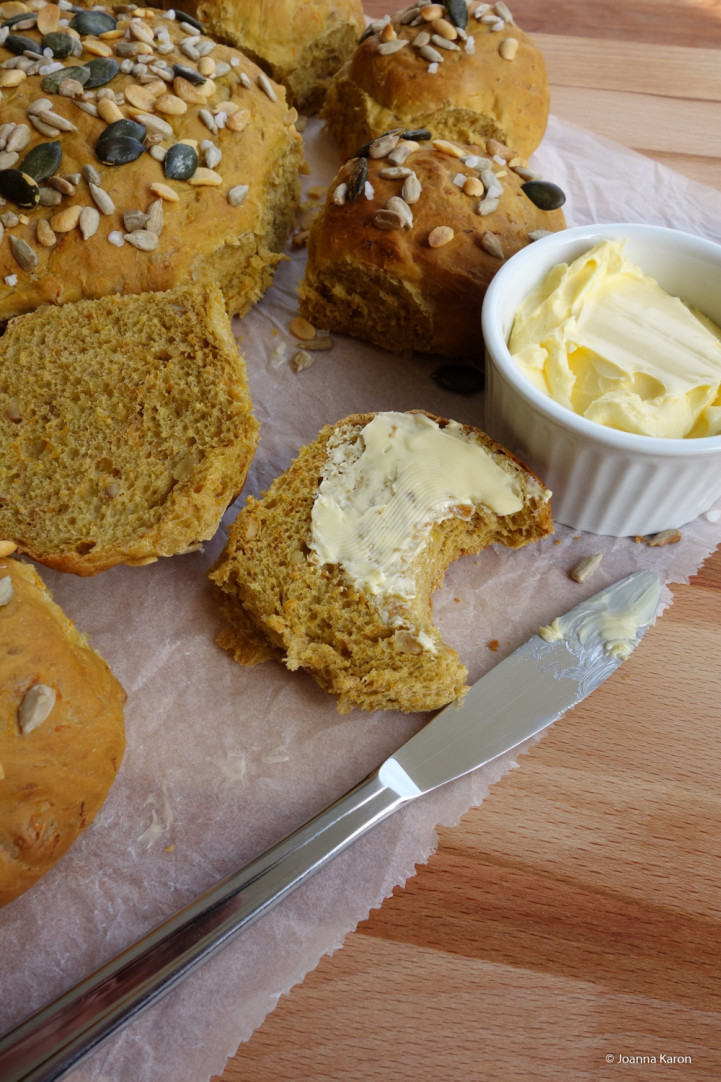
{"left": 2, "top": 114, "right": 721, "bottom": 1082}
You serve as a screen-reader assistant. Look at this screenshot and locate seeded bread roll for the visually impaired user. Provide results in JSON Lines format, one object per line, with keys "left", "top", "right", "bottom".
{"left": 0, "top": 555, "right": 126, "bottom": 908}
{"left": 209, "top": 410, "right": 553, "bottom": 714}
{"left": 160, "top": 0, "right": 366, "bottom": 114}
{"left": 298, "top": 132, "right": 566, "bottom": 359}
{"left": 0, "top": 283, "right": 260, "bottom": 575}
{"left": 321, "top": 0, "right": 550, "bottom": 161}
{"left": 0, "top": 4, "right": 305, "bottom": 323}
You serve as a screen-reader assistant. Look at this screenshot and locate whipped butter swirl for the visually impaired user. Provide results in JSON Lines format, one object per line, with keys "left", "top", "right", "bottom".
{"left": 509, "top": 239, "right": 721, "bottom": 439}
{"left": 309, "top": 412, "right": 525, "bottom": 601}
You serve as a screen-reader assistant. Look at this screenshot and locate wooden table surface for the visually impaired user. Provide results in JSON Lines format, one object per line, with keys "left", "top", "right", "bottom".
{"left": 216, "top": 3, "right": 721, "bottom": 1079}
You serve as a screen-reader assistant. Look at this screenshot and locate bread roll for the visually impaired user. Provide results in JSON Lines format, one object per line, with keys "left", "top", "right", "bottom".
{"left": 322, "top": 0, "right": 550, "bottom": 161}
{"left": 209, "top": 410, "right": 553, "bottom": 714}
{"left": 298, "top": 132, "right": 566, "bottom": 358}
{"left": 0, "top": 283, "right": 260, "bottom": 575}
{"left": 159, "top": 0, "right": 366, "bottom": 114}
{"left": 0, "top": 4, "right": 305, "bottom": 323}
{"left": 0, "top": 556, "right": 126, "bottom": 908}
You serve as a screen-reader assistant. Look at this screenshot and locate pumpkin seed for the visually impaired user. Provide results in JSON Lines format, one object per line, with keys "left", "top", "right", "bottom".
{"left": 20, "top": 140, "right": 62, "bottom": 182}
{"left": 68, "top": 10, "right": 117, "bottom": 36}
{"left": 97, "top": 118, "right": 147, "bottom": 146}
{"left": 0, "top": 167, "right": 39, "bottom": 207}
{"left": 163, "top": 142, "right": 198, "bottom": 180}
{"left": 5, "top": 32, "right": 42, "bottom": 55}
{"left": 521, "top": 179, "right": 566, "bottom": 211}
{"left": 346, "top": 156, "right": 368, "bottom": 202}
{"left": 83, "top": 56, "right": 120, "bottom": 88}
{"left": 40, "top": 31, "right": 76, "bottom": 58}
{"left": 96, "top": 134, "right": 146, "bottom": 166}
{"left": 445, "top": 0, "right": 469, "bottom": 27}
{"left": 431, "top": 364, "right": 484, "bottom": 394}
{"left": 41, "top": 64, "right": 90, "bottom": 94}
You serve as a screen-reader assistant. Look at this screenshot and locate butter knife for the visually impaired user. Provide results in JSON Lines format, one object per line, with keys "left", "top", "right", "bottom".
{"left": 0, "top": 569, "right": 661, "bottom": 1082}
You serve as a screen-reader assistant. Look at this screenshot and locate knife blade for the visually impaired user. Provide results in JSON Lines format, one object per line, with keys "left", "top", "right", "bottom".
{"left": 0, "top": 569, "right": 661, "bottom": 1082}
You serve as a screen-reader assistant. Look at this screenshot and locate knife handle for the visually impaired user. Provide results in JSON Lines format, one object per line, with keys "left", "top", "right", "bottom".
{"left": 0, "top": 768, "right": 409, "bottom": 1082}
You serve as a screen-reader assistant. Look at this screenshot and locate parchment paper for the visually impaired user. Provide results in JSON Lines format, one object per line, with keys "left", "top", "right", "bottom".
{"left": 2, "top": 114, "right": 721, "bottom": 1082}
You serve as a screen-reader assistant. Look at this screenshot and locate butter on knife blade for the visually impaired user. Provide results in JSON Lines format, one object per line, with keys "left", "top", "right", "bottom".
{"left": 0, "top": 570, "right": 661, "bottom": 1082}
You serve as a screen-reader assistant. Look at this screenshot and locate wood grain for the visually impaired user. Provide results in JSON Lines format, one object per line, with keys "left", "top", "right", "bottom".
{"left": 215, "top": 3, "right": 721, "bottom": 1079}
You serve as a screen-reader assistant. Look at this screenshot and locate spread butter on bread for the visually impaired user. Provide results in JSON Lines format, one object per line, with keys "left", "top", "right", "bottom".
{"left": 209, "top": 411, "right": 553, "bottom": 714}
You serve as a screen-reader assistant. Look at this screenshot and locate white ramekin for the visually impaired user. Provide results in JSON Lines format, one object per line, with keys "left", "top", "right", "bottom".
{"left": 481, "top": 222, "right": 721, "bottom": 536}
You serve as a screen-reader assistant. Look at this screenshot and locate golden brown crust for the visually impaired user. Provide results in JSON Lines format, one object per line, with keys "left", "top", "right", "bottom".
{"left": 162, "top": 0, "right": 366, "bottom": 113}
{"left": 322, "top": 1, "right": 549, "bottom": 160}
{"left": 209, "top": 410, "right": 553, "bottom": 714}
{"left": 0, "top": 283, "right": 260, "bottom": 575}
{"left": 0, "top": 5, "right": 305, "bottom": 322}
{"left": 0, "top": 557, "right": 126, "bottom": 908}
{"left": 299, "top": 137, "right": 566, "bottom": 358}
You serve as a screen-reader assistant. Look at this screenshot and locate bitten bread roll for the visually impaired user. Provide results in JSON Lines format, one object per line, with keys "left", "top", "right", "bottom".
{"left": 322, "top": 0, "right": 550, "bottom": 161}
{"left": 0, "top": 556, "right": 126, "bottom": 908}
{"left": 0, "top": 4, "right": 305, "bottom": 323}
{"left": 0, "top": 284, "right": 260, "bottom": 575}
{"left": 209, "top": 410, "right": 553, "bottom": 714}
{"left": 159, "top": 0, "right": 366, "bottom": 114}
{"left": 298, "top": 131, "right": 566, "bottom": 359}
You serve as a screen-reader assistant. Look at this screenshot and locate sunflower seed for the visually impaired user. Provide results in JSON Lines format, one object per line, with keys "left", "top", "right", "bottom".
{"left": 36, "top": 216, "right": 56, "bottom": 246}
{"left": 37, "top": 185, "right": 61, "bottom": 205}
{"left": 227, "top": 184, "right": 249, "bottom": 207}
{"left": 401, "top": 171, "right": 421, "bottom": 203}
{"left": 644, "top": 528, "right": 682, "bottom": 547}
{"left": 124, "top": 228, "right": 159, "bottom": 251}
{"left": 373, "top": 207, "right": 405, "bottom": 230}
{"left": 378, "top": 166, "right": 412, "bottom": 179}
{"left": 0, "top": 150, "right": 18, "bottom": 169}
{"left": 9, "top": 234, "right": 38, "bottom": 270}
{"left": 123, "top": 208, "right": 148, "bottom": 231}
{"left": 419, "top": 43, "right": 443, "bottom": 62}
{"left": 0, "top": 576, "right": 12, "bottom": 606}
{"left": 477, "top": 195, "right": 499, "bottom": 215}
{"left": 430, "top": 33, "right": 460, "bottom": 50}
{"left": 82, "top": 162, "right": 100, "bottom": 186}
{"left": 480, "top": 230, "right": 504, "bottom": 259}
{"left": 145, "top": 198, "right": 163, "bottom": 234}
{"left": 302, "top": 335, "right": 333, "bottom": 351}
{"left": 88, "top": 182, "right": 115, "bottom": 215}
{"left": 5, "top": 123, "right": 30, "bottom": 153}
{"left": 18, "top": 683, "right": 56, "bottom": 734}
{"left": 386, "top": 195, "right": 413, "bottom": 226}
{"left": 78, "top": 204, "right": 99, "bottom": 239}
{"left": 332, "top": 181, "right": 347, "bottom": 205}
{"left": 377, "top": 38, "right": 408, "bottom": 54}
{"left": 569, "top": 553, "right": 603, "bottom": 583}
